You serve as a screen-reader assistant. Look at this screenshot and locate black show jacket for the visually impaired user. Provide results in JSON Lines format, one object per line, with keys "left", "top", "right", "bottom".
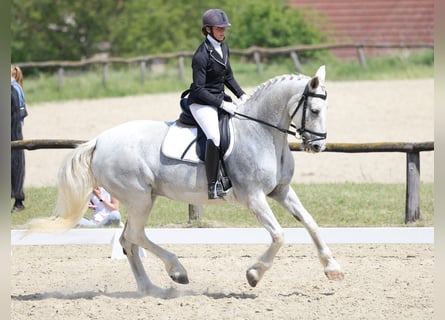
{"left": 188, "top": 38, "right": 245, "bottom": 108}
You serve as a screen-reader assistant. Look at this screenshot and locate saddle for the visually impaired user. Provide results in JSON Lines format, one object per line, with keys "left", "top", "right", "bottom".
{"left": 161, "top": 90, "right": 234, "bottom": 190}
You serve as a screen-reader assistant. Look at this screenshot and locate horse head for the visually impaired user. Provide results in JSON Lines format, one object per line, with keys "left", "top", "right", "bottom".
{"left": 289, "top": 65, "right": 328, "bottom": 153}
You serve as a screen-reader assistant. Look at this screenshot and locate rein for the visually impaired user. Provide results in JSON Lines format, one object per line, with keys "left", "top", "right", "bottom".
{"left": 234, "top": 84, "right": 328, "bottom": 141}
{"left": 234, "top": 111, "right": 296, "bottom": 135}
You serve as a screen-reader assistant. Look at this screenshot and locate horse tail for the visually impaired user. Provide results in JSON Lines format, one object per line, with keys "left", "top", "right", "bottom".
{"left": 27, "top": 139, "right": 97, "bottom": 233}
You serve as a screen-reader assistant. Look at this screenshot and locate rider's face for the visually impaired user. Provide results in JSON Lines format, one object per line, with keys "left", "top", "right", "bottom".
{"left": 209, "top": 26, "right": 226, "bottom": 41}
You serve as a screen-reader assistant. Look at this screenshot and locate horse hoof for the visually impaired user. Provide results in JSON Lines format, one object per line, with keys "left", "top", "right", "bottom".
{"left": 246, "top": 269, "right": 259, "bottom": 287}
{"left": 170, "top": 273, "right": 189, "bottom": 284}
{"left": 325, "top": 270, "right": 344, "bottom": 281}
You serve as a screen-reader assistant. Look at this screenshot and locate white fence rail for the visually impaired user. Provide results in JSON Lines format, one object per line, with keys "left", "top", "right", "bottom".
{"left": 11, "top": 227, "right": 434, "bottom": 246}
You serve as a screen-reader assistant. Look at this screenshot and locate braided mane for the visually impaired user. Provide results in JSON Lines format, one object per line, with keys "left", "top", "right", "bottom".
{"left": 250, "top": 74, "right": 308, "bottom": 100}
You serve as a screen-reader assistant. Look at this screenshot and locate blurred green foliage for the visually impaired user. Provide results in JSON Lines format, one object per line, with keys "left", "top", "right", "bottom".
{"left": 11, "top": 0, "right": 327, "bottom": 62}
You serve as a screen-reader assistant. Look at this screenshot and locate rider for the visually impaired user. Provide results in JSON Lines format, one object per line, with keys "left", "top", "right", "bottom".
{"left": 188, "top": 8, "right": 249, "bottom": 199}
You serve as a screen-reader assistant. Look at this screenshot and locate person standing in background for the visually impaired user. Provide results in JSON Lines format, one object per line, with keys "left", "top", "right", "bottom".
{"left": 11, "top": 65, "right": 28, "bottom": 124}
{"left": 10, "top": 84, "right": 26, "bottom": 212}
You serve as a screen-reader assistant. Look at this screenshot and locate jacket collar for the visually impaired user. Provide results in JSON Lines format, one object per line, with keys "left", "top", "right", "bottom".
{"left": 204, "top": 37, "right": 228, "bottom": 66}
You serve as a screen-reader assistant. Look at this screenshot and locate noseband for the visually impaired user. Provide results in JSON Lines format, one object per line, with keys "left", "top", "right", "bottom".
{"left": 235, "top": 83, "right": 328, "bottom": 141}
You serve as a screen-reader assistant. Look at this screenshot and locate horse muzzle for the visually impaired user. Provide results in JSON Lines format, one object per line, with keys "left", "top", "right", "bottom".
{"left": 301, "top": 132, "right": 326, "bottom": 153}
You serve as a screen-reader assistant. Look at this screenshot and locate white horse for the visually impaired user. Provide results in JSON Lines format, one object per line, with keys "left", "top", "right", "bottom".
{"left": 29, "top": 65, "right": 343, "bottom": 293}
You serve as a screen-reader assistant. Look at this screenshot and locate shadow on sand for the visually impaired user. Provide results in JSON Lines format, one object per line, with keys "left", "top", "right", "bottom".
{"left": 12, "top": 287, "right": 257, "bottom": 301}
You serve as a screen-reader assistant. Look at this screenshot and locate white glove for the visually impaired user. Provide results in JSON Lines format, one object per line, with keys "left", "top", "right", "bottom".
{"left": 221, "top": 101, "right": 237, "bottom": 115}
{"left": 239, "top": 94, "right": 250, "bottom": 104}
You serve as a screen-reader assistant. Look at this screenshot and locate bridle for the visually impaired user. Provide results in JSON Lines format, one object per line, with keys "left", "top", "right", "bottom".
{"left": 234, "top": 83, "right": 328, "bottom": 142}
{"left": 290, "top": 84, "right": 328, "bottom": 142}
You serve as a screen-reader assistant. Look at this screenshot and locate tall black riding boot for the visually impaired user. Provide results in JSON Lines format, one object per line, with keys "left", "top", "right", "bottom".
{"left": 205, "top": 139, "right": 225, "bottom": 199}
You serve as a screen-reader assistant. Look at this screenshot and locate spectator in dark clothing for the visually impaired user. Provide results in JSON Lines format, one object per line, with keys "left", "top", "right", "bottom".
{"left": 11, "top": 84, "right": 26, "bottom": 212}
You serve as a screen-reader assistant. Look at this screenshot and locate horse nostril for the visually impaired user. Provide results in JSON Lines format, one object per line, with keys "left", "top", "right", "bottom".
{"left": 311, "top": 144, "right": 321, "bottom": 152}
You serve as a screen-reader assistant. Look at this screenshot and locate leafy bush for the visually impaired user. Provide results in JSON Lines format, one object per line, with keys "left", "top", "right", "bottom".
{"left": 12, "top": 0, "right": 328, "bottom": 62}
{"left": 228, "top": 0, "right": 327, "bottom": 55}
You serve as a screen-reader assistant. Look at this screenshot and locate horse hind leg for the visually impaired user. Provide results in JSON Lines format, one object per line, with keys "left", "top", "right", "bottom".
{"left": 120, "top": 238, "right": 184, "bottom": 297}
{"left": 119, "top": 222, "right": 154, "bottom": 293}
{"left": 120, "top": 200, "right": 189, "bottom": 292}
{"left": 271, "top": 186, "right": 344, "bottom": 281}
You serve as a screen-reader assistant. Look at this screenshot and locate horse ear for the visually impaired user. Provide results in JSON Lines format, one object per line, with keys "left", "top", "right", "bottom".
{"left": 315, "top": 65, "right": 326, "bottom": 82}
{"left": 310, "top": 65, "right": 326, "bottom": 90}
{"left": 309, "top": 77, "right": 319, "bottom": 90}
{"left": 315, "top": 65, "right": 326, "bottom": 84}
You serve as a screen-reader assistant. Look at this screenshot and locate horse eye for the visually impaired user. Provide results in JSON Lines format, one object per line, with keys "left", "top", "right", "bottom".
{"left": 310, "top": 108, "right": 320, "bottom": 115}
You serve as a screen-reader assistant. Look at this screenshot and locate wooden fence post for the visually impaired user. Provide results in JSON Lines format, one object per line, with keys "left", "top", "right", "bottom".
{"left": 188, "top": 204, "right": 203, "bottom": 223}
{"left": 102, "top": 63, "right": 109, "bottom": 87}
{"left": 178, "top": 56, "right": 185, "bottom": 81}
{"left": 253, "top": 51, "right": 263, "bottom": 74}
{"left": 405, "top": 152, "right": 420, "bottom": 223}
{"left": 356, "top": 45, "right": 367, "bottom": 68}
{"left": 57, "top": 67, "right": 64, "bottom": 90}
{"left": 290, "top": 51, "right": 303, "bottom": 73}
{"left": 140, "top": 61, "right": 147, "bottom": 84}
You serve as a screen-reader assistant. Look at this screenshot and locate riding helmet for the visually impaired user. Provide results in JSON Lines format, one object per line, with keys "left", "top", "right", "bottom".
{"left": 202, "top": 9, "right": 231, "bottom": 30}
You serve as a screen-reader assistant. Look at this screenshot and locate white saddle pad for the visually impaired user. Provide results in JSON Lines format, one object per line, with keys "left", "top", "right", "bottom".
{"left": 161, "top": 121, "right": 234, "bottom": 163}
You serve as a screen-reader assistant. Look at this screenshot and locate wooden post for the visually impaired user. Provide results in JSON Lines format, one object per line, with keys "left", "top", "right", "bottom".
{"left": 356, "top": 46, "right": 367, "bottom": 68}
{"left": 188, "top": 204, "right": 203, "bottom": 223}
{"left": 102, "top": 63, "right": 109, "bottom": 87}
{"left": 290, "top": 51, "right": 303, "bottom": 73}
{"left": 57, "top": 67, "right": 64, "bottom": 90}
{"left": 253, "top": 51, "right": 263, "bottom": 74}
{"left": 178, "top": 56, "right": 185, "bottom": 81}
{"left": 405, "top": 152, "right": 420, "bottom": 223}
{"left": 140, "top": 61, "right": 147, "bottom": 84}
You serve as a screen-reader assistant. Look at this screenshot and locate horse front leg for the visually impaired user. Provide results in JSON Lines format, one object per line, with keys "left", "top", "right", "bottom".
{"left": 245, "top": 194, "right": 285, "bottom": 287}
{"left": 272, "top": 186, "right": 344, "bottom": 281}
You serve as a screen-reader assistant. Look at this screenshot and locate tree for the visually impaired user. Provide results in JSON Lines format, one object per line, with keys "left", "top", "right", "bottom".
{"left": 109, "top": 0, "right": 204, "bottom": 56}
{"left": 11, "top": 0, "right": 327, "bottom": 63}
{"left": 226, "top": 0, "right": 327, "bottom": 50}
{"left": 11, "top": 0, "right": 124, "bottom": 62}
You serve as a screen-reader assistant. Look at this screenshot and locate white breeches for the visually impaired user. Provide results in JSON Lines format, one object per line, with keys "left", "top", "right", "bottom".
{"left": 189, "top": 103, "right": 220, "bottom": 146}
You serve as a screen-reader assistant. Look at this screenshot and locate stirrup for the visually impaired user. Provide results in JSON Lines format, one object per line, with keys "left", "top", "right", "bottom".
{"left": 208, "top": 181, "right": 226, "bottom": 199}
{"left": 220, "top": 175, "right": 232, "bottom": 191}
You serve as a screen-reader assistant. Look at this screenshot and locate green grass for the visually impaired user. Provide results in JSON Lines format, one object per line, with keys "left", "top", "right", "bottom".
{"left": 11, "top": 182, "right": 433, "bottom": 229}
{"left": 24, "top": 50, "right": 433, "bottom": 104}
